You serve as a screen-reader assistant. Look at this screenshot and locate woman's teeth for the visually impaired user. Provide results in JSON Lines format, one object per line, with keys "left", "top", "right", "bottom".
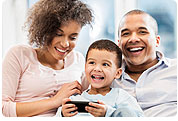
{"left": 55, "top": 47, "right": 66, "bottom": 53}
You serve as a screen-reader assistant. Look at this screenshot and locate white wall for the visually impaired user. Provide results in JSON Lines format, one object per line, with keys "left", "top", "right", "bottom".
{"left": 2, "top": 0, "right": 28, "bottom": 57}
{"left": 114, "top": 0, "right": 137, "bottom": 44}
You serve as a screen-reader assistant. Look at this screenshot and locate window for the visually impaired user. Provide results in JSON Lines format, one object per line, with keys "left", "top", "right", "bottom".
{"left": 137, "top": 0, "right": 177, "bottom": 58}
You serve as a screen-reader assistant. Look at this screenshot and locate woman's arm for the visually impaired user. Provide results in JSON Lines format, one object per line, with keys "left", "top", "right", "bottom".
{"left": 16, "top": 81, "right": 82, "bottom": 117}
{"left": 16, "top": 98, "right": 55, "bottom": 117}
{"left": 2, "top": 46, "right": 22, "bottom": 117}
{"left": 2, "top": 46, "right": 82, "bottom": 117}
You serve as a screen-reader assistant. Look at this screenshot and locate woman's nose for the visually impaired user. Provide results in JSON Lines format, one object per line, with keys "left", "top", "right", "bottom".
{"left": 61, "top": 39, "right": 69, "bottom": 48}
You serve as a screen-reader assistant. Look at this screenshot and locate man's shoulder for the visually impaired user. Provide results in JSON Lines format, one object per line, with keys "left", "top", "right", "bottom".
{"left": 165, "top": 57, "right": 177, "bottom": 66}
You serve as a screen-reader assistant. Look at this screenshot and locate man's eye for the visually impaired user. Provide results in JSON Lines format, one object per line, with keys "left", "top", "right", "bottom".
{"left": 139, "top": 31, "right": 148, "bottom": 34}
{"left": 121, "top": 32, "right": 129, "bottom": 36}
{"left": 103, "top": 63, "right": 109, "bottom": 66}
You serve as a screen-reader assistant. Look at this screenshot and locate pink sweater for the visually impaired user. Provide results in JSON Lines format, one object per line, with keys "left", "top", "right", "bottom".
{"left": 2, "top": 45, "right": 87, "bottom": 117}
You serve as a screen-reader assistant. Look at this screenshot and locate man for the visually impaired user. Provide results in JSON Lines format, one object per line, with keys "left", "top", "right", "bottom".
{"left": 112, "top": 9, "right": 177, "bottom": 117}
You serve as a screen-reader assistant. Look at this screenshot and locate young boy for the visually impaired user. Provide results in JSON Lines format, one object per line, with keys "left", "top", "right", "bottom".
{"left": 56, "top": 39, "right": 144, "bottom": 117}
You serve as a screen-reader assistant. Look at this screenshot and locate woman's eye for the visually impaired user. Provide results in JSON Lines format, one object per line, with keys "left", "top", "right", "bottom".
{"left": 56, "top": 33, "right": 62, "bottom": 37}
{"left": 70, "top": 37, "right": 77, "bottom": 41}
{"left": 103, "top": 63, "right": 109, "bottom": 66}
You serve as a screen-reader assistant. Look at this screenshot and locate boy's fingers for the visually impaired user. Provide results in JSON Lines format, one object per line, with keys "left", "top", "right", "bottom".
{"left": 68, "top": 111, "right": 78, "bottom": 117}
{"left": 98, "top": 100, "right": 105, "bottom": 105}
{"left": 62, "top": 98, "right": 71, "bottom": 105}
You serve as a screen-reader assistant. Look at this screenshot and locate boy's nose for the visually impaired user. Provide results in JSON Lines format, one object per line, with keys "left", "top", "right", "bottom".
{"left": 94, "top": 65, "right": 102, "bottom": 72}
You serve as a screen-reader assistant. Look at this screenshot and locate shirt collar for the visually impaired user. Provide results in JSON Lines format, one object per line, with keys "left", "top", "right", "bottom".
{"left": 156, "top": 51, "right": 170, "bottom": 67}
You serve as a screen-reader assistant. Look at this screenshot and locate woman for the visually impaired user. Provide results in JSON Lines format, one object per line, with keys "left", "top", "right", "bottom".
{"left": 2, "top": 0, "right": 93, "bottom": 117}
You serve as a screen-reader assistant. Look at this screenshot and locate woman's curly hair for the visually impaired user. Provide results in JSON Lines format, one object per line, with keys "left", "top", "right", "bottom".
{"left": 25, "top": 0, "right": 93, "bottom": 47}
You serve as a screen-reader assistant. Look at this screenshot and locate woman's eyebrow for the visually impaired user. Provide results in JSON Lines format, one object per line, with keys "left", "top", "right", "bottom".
{"left": 56, "top": 29, "right": 79, "bottom": 36}
{"left": 70, "top": 33, "right": 79, "bottom": 36}
{"left": 57, "top": 28, "right": 63, "bottom": 33}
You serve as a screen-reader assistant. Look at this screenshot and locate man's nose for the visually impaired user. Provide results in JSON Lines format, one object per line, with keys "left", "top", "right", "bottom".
{"left": 128, "top": 33, "right": 140, "bottom": 43}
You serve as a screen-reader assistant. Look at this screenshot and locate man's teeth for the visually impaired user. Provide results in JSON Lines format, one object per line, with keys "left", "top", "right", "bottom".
{"left": 129, "top": 47, "right": 143, "bottom": 52}
{"left": 56, "top": 47, "right": 66, "bottom": 53}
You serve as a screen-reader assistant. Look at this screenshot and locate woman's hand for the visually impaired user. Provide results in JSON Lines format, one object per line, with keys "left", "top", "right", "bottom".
{"left": 61, "top": 98, "right": 78, "bottom": 117}
{"left": 85, "top": 100, "right": 106, "bottom": 117}
{"left": 15, "top": 81, "right": 82, "bottom": 117}
{"left": 51, "top": 81, "right": 82, "bottom": 108}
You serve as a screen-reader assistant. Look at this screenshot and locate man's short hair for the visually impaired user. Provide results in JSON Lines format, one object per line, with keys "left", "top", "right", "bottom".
{"left": 118, "top": 9, "right": 158, "bottom": 36}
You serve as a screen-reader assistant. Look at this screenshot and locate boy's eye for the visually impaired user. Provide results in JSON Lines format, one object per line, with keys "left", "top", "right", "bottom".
{"left": 88, "top": 61, "right": 95, "bottom": 65}
{"left": 103, "top": 63, "right": 109, "bottom": 66}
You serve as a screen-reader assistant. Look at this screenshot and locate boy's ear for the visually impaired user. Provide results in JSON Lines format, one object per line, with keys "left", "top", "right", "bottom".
{"left": 114, "top": 68, "right": 122, "bottom": 79}
{"left": 118, "top": 39, "right": 121, "bottom": 48}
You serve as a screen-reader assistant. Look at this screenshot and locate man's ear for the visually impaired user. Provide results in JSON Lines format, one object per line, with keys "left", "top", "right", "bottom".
{"left": 156, "top": 35, "right": 160, "bottom": 47}
{"left": 114, "top": 68, "right": 122, "bottom": 79}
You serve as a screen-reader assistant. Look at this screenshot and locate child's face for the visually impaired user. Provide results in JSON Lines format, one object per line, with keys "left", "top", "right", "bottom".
{"left": 85, "top": 49, "right": 122, "bottom": 89}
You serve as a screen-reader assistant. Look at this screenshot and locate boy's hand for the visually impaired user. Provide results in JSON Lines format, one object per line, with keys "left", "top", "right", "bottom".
{"left": 61, "top": 98, "right": 78, "bottom": 117}
{"left": 85, "top": 100, "right": 106, "bottom": 117}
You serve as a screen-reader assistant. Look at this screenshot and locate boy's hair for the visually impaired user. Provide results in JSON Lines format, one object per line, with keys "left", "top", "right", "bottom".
{"left": 86, "top": 39, "right": 122, "bottom": 68}
{"left": 25, "top": 0, "right": 93, "bottom": 47}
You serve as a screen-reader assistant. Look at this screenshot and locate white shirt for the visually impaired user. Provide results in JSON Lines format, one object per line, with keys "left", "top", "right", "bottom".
{"left": 112, "top": 51, "right": 177, "bottom": 117}
{"left": 56, "top": 88, "right": 144, "bottom": 117}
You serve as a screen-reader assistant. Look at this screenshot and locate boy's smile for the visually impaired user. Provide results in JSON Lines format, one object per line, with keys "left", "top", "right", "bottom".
{"left": 91, "top": 74, "right": 105, "bottom": 83}
{"left": 85, "top": 49, "right": 122, "bottom": 94}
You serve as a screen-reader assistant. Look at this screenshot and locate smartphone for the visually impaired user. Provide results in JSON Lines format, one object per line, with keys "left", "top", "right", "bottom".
{"left": 66, "top": 101, "right": 98, "bottom": 113}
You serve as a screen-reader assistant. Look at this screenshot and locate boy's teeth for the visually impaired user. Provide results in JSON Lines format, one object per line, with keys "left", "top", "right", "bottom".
{"left": 91, "top": 75, "right": 104, "bottom": 80}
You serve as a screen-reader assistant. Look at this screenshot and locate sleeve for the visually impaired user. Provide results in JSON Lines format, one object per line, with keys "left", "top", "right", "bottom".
{"left": 105, "top": 105, "right": 116, "bottom": 117}
{"left": 81, "top": 72, "right": 89, "bottom": 91}
{"left": 2, "top": 46, "right": 24, "bottom": 117}
{"left": 76, "top": 51, "right": 90, "bottom": 91}
{"left": 114, "top": 89, "right": 144, "bottom": 117}
{"left": 55, "top": 107, "right": 63, "bottom": 117}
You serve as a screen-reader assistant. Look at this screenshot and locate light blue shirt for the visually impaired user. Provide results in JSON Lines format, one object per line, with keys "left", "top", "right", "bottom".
{"left": 56, "top": 88, "right": 144, "bottom": 117}
{"left": 112, "top": 51, "right": 177, "bottom": 117}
